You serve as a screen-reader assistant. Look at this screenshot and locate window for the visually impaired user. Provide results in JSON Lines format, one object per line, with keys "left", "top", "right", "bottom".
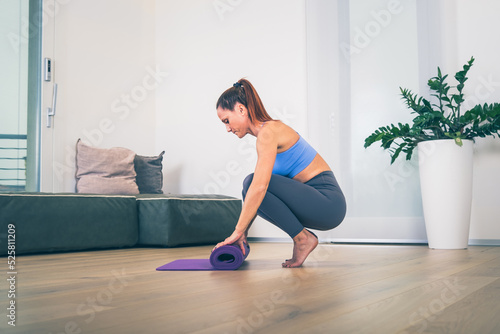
{"left": 0, "top": 0, "right": 41, "bottom": 192}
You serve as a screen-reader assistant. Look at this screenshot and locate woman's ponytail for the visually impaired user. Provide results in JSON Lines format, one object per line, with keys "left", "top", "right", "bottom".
{"left": 216, "top": 78, "right": 273, "bottom": 124}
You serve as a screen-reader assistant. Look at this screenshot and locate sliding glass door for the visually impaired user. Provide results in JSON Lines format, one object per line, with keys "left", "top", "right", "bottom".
{"left": 306, "top": 0, "right": 429, "bottom": 242}
{"left": 0, "top": 0, "right": 42, "bottom": 192}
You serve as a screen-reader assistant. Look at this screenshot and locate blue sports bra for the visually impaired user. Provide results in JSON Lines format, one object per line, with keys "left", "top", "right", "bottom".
{"left": 272, "top": 135, "right": 317, "bottom": 178}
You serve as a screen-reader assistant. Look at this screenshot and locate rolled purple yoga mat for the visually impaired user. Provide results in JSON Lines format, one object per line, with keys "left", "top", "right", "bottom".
{"left": 156, "top": 243, "right": 250, "bottom": 271}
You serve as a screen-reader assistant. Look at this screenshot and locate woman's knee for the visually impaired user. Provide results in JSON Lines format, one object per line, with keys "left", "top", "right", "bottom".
{"left": 242, "top": 173, "right": 254, "bottom": 199}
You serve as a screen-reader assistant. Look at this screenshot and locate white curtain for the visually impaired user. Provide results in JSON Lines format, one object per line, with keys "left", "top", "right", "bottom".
{"left": 307, "top": 0, "right": 429, "bottom": 242}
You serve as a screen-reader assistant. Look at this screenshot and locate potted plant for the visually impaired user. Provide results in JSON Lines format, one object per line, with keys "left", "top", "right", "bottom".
{"left": 364, "top": 57, "right": 500, "bottom": 249}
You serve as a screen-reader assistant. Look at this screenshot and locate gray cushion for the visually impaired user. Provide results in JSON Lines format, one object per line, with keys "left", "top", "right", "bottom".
{"left": 0, "top": 193, "right": 139, "bottom": 255}
{"left": 136, "top": 194, "right": 242, "bottom": 247}
{"left": 134, "top": 151, "right": 165, "bottom": 194}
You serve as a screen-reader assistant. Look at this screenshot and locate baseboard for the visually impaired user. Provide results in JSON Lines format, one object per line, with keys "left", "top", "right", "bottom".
{"left": 248, "top": 237, "right": 290, "bottom": 243}
{"left": 248, "top": 237, "right": 428, "bottom": 245}
{"left": 468, "top": 239, "right": 500, "bottom": 246}
{"left": 248, "top": 237, "right": 500, "bottom": 246}
{"left": 326, "top": 238, "right": 428, "bottom": 245}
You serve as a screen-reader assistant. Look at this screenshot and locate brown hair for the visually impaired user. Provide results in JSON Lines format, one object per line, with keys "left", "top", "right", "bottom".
{"left": 216, "top": 78, "right": 273, "bottom": 124}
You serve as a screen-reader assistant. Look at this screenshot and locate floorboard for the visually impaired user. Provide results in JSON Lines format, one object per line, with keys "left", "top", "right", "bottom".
{"left": 1, "top": 243, "right": 499, "bottom": 334}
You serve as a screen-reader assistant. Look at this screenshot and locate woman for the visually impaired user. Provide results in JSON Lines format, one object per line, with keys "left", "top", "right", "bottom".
{"left": 213, "top": 79, "right": 346, "bottom": 268}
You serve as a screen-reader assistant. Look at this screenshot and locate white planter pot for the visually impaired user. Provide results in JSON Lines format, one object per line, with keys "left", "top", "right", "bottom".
{"left": 417, "top": 139, "right": 474, "bottom": 249}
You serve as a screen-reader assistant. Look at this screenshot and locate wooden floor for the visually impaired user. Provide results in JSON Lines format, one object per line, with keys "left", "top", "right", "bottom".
{"left": 1, "top": 242, "right": 500, "bottom": 334}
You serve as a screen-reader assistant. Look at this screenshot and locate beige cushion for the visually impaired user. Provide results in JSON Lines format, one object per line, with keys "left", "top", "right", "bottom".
{"left": 75, "top": 139, "right": 139, "bottom": 195}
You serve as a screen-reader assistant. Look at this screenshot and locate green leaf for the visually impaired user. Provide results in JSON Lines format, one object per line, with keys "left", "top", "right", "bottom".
{"left": 364, "top": 57, "right": 500, "bottom": 164}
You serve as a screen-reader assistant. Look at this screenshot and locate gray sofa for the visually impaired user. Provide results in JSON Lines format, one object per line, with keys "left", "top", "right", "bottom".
{"left": 0, "top": 192, "right": 241, "bottom": 256}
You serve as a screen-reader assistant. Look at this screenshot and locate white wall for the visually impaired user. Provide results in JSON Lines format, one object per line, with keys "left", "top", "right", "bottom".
{"left": 453, "top": 0, "right": 500, "bottom": 240}
{"left": 41, "top": 0, "right": 157, "bottom": 192}
{"left": 155, "top": 0, "right": 308, "bottom": 238}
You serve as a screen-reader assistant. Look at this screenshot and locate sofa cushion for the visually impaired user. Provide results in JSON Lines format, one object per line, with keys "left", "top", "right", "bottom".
{"left": 136, "top": 194, "right": 241, "bottom": 247}
{"left": 0, "top": 193, "right": 139, "bottom": 255}
{"left": 134, "top": 151, "right": 165, "bottom": 194}
{"left": 75, "top": 139, "right": 139, "bottom": 195}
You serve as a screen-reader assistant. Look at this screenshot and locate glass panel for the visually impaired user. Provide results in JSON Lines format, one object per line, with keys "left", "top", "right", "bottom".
{"left": 0, "top": 0, "right": 40, "bottom": 192}
{"left": 348, "top": 0, "right": 423, "bottom": 217}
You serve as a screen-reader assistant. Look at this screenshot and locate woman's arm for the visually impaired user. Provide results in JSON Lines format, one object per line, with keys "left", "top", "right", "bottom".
{"left": 213, "top": 125, "right": 278, "bottom": 253}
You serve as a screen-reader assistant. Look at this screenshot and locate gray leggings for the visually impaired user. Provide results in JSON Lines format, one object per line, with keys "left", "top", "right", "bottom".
{"left": 242, "top": 171, "right": 346, "bottom": 238}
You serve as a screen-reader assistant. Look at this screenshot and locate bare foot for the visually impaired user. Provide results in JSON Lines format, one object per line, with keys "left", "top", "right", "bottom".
{"left": 282, "top": 229, "right": 318, "bottom": 268}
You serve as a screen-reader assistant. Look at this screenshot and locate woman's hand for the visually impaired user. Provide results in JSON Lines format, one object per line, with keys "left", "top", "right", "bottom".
{"left": 213, "top": 229, "right": 248, "bottom": 255}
